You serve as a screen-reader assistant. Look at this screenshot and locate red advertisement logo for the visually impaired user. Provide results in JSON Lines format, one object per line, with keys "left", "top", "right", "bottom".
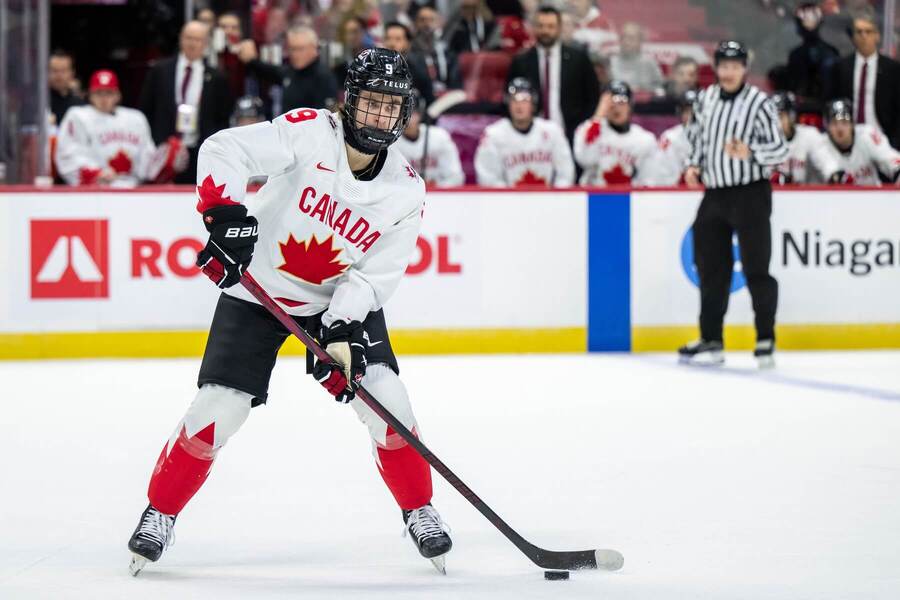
{"left": 31, "top": 220, "right": 109, "bottom": 299}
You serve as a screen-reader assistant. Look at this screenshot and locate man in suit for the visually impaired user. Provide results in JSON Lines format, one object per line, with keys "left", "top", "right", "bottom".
{"left": 140, "top": 20, "right": 234, "bottom": 183}
{"left": 824, "top": 14, "right": 900, "bottom": 150}
{"left": 506, "top": 5, "right": 600, "bottom": 145}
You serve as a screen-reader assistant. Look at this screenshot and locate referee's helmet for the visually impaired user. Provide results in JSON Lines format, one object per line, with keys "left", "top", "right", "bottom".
{"left": 714, "top": 40, "right": 749, "bottom": 66}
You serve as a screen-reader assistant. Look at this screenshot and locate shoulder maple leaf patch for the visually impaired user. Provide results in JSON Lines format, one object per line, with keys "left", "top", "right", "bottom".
{"left": 196, "top": 175, "right": 238, "bottom": 213}
{"left": 277, "top": 234, "right": 349, "bottom": 285}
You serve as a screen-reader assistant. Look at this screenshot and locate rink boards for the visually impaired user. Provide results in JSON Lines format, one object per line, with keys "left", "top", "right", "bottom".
{"left": 0, "top": 186, "right": 898, "bottom": 358}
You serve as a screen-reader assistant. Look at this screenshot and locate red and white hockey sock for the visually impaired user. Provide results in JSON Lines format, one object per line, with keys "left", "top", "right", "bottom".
{"left": 147, "top": 423, "right": 218, "bottom": 515}
{"left": 375, "top": 426, "right": 433, "bottom": 511}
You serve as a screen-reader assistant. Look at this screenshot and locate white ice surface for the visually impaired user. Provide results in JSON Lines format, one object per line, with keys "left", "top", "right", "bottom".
{"left": 1, "top": 351, "right": 899, "bottom": 599}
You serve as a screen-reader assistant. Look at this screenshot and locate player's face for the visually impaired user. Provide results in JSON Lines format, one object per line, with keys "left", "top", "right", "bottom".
{"left": 827, "top": 119, "right": 854, "bottom": 149}
{"left": 778, "top": 113, "right": 793, "bottom": 136}
{"left": 716, "top": 60, "right": 746, "bottom": 93}
{"left": 356, "top": 89, "right": 404, "bottom": 131}
{"left": 509, "top": 95, "right": 535, "bottom": 127}
{"left": 90, "top": 89, "right": 120, "bottom": 114}
{"left": 608, "top": 98, "right": 631, "bottom": 126}
{"left": 534, "top": 13, "right": 561, "bottom": 48}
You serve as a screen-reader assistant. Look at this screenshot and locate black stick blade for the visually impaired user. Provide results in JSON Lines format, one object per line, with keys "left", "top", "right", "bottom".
{"left": 531, "top": 548, "right": 624, "bottom": 571}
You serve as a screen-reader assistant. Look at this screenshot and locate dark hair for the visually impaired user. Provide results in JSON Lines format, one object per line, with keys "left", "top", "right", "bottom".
{"left": 50, "top": 49, "right": 74, "bottom": 63}
{"left": 385, "top": 21, "right": 412, "bottom": 41}
{"left": 672, "top": 56, "right": 698, "bottom": 70}
{"left": 847, "top": 13, "right": 881, "bottom": 38}
{"left": 536, "top": 5, "right": 562, "bottom": 22}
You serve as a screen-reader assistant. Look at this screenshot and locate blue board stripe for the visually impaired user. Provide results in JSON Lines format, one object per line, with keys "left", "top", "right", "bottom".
{"left": 587, "top": 193, "right": 631, "bottom": 351}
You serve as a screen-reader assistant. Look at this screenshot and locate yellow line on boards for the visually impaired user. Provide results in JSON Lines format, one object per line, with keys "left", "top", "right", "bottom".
{"left": 631, "top": 323, "right": 900, "bottom": 352}
{"left": 0, "top": 328, "right": 587, "bottom": 360}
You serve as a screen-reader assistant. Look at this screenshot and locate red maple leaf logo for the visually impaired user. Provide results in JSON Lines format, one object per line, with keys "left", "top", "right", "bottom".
{"left": 516, "top": 170, "right": 548, "bottom": 187}
{"left": 602, "top": 164, "right": 632, "bottom": 184}
{"left": 405, "top": 165, "right": 419, "bottom": 180}
{"left": 108, "top": 150, "right": 132, "bottom": 174}
{"left": 277, "top": 234, "right": 349, "bottom": 285}
{"left": 196, "top": 175, "right": 238, "bottom": 213}
{"left": 585, "top": 121, "right": 602, "bottom": 144}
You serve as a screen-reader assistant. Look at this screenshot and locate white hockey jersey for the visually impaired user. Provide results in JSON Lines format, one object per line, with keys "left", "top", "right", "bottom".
{"left": 395, "top": 124, "right": 465, "bottom": 187}
{"left": 650, "top": 123, "right": 691, "bottom": 185}
{"left": 55, "top": 105, "right": 157, "bottom": 187}
{"left": 196, "top": 108, "right": 425, "bottom": 326}
{"left": 573, "top": 117, "right": 658, "bottom": 186}
{"left": 814, "top": 125, "right": 900, "bottom": 186}
{"left": 474, "top": 118, "right": 574, "bottom": 187}
{"left": 774, "top": 124, "right": 835, "bottom": 184}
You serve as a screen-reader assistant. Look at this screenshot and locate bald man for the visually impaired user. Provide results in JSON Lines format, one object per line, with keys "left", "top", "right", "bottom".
{"left": 140, "top": 20, "right": 234, "bottom": 183}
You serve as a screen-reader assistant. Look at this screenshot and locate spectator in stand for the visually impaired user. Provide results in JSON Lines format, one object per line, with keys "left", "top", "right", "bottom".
{"left": 333, "top": 17, "right": 374, "bottom": 89}
{"left": 609, "top": 21, "right": 664, "bottom": 93}
{"left": 824, "top": 14, "right": 900, "bottom": 150}
{"left": 57, "top": 70, "right": 187, "bottom": 187}
{"left": 589, "top": 49, "right": 611, "bottom": 89}
{"left": 783, "top": 2, "right": 839, "bottom": 105}
{"left": 412, "top": 5, "right": 463, "bottom": 96}
{"left": 238, "top": 26, "right": 339, "bottom": 112}
{"left": 819, "top": 98, "right": 900, "bottom": 185}
{"left": 474, "top": 77, "right": 574, "bottom": 187}
{"left": 506, "top": 5, "right": 599, "bottom": 145}
{"left": 48, "top": 50, "right": 84, "bottom": 127}
{"left": 573, "top": 80, "right": 658, "bottom": 186}
{"left": 195, "top": 7, "right": 217, "bottom": 30}
{"left": 216, "top": 12, "right": 248, "bottom": 100}
{"left": 444, "top": 0, "right": 498, "bottom": 53}
{"left": 396, "top": 91, "right": 465, "bottom": 186}
{"left": 664, "top": 56, "right": 699, "bottom": 100}
{"left": 383, "top": 21, "right": 435, "bottom": 106}
{"left": 568, "top": 0, "right": 617, "bottom": 55}
{"left": 769, "top": 91, "right": 836, "bottom": 183}
{"left": 817, "top": 0, "right": 856, "bottom": 56}
{"left": 140, "top": 20, "right": 233, "bottom": 184}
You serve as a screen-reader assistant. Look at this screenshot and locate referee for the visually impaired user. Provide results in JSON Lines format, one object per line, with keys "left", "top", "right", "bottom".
{"left": 679, "top": 40, "right": 788, "bottom": 368}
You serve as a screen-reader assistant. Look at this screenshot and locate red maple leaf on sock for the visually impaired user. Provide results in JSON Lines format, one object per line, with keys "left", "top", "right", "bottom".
{"left": 108, "top": 150, "right": 132, "bottom": 174}
{"left": 277, "top": 234, "right": 350, "bottom": 285}
{"left": 196, "top": 175, "right": 238, "bottom": 212}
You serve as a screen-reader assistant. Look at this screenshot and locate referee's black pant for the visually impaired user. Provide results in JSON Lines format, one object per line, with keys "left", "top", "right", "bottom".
{"left": 692, "top": 179, "right": 778, "bottom": 343}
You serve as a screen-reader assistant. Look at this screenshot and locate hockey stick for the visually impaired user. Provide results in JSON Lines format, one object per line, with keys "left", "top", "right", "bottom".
{"left": 206, "top": 267, "right": 623, "bottom": 572}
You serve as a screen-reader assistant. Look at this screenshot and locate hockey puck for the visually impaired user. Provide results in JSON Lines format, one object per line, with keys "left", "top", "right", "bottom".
{"left": 544, "top": 570, "right": 569, "bottom": 580}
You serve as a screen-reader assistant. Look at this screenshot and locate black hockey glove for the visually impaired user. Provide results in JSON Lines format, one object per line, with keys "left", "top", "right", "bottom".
{"left": 313, "top": 320, "right": 367, "bottom": 403}
{"left": 195, "top": 204, "right": 259, "bottom": 289}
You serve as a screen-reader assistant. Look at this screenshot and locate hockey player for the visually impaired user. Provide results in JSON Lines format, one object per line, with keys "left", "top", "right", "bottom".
{"left": 126, "top": 49, "right": 452, "bottom": 576}
{"left": 395, "top": 92, "right": 465, "bottom": 187}
{"left": 55, "top": 70, "right": 186, "bottom": 186}
{"left": 769, "top": 91, "right": 836, "bottom": 184}
{"left": 652, "top": 89, "right": 697, "bottom": 186}
{"left": 819, "top": 98, "right": 900, "bottom": 186}
{"left": 573, "top": 80, "right": 659, "bottom": 186}
{"left": 474, "top": 77, "right": 575, "bottom": 187}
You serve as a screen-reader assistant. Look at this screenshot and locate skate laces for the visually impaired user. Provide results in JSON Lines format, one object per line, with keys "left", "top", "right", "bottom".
{"left": 403, "top": 505, "right": 449, "bottom": 541}
{"left": 137, "top": 507, "right": 175, "bottom": 548}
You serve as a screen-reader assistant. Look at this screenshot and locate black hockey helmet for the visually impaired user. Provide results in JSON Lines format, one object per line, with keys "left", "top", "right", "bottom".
{"left": 606, "top": 80, "right": 633, "bottom": 104}
{"left": 341, "top": 48, "right": 415, "bottom": 154}
{"left": 677, "top": 89, "right": 698, "bottom": 110}
{"left": 505, "top": 77, "right": 537, "bottom": 105}
{"left": 231, "top": 95, "right": 264, "bottom": 125}
{"left": 714, "top": 40, "right": 749, "bottom": 66}
{"left": 824, "top": 98, "right": 853, "bottom": 123}
{"left": 771, "top": 91, "right": 797, "bottom": 119}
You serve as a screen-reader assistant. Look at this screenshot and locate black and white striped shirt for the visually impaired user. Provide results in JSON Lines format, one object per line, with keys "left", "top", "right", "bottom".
{"left": 686, "top": 83, "right": 788, "bottom": 189}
